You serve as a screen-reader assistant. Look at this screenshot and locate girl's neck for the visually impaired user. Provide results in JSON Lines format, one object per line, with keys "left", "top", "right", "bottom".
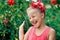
{"left": 36, "top": 20, "right": 46, "bottom": 30}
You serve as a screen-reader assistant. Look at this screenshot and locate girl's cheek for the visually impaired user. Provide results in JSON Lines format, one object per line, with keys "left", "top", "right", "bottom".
{"left": 35, "top": 17, "right": 39, "bottom": 20}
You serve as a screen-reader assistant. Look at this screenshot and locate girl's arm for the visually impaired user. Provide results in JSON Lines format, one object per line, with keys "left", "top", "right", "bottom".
{"left": 48, "top": 28, "right": 56, "bottom": 40}
{"left": 19, "top": 21, "right": 32, "bottom": 40}
{"left": 19, "top": 21, "right": 25, "bottom": 40}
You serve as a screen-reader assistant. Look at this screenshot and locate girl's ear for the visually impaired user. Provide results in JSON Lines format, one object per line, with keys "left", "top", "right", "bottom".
{"left": 41, "top": 13, "right": 44, "bottom": 19}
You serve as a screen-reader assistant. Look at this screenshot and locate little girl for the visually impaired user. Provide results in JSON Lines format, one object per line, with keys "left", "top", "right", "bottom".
{"left": 19, "top": 0, "right": 56, "bottom": 40}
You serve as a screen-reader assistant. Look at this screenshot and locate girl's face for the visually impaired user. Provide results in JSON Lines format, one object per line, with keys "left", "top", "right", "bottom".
{"left": 27, "top": 9, "right": 44, "bottom": 28}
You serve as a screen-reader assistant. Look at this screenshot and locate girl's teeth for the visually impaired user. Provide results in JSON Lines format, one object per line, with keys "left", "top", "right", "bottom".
{"left": 34, "top": 21, "right": 37, "bottom": 24}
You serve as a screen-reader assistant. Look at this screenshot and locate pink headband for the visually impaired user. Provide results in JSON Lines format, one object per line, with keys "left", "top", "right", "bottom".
{"left": 30, "top": 0, "right": 45, "bottom": 13}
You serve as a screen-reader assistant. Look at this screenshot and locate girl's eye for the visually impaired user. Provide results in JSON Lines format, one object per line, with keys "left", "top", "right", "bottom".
{"left": 32, "top": 16, "right": 35, "bottom": 18}
{"left": 29, "top": 18, "right": 31, "bottom": 19}
{"left": 29, "top": 17, "right": 31, "bottom": 19}
{"left": 29, "top": 15, "right": 35, "bottom": 19}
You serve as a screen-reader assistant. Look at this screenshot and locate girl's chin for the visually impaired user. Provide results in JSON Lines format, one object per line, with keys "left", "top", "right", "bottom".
{"left": 32, "top": 22, "right": 39, "bottom": 27}
{"left": 33, "top": 24, "right": 39, "bottom": 28}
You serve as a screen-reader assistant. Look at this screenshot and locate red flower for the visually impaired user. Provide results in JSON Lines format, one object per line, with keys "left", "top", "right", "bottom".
{"left": 30, "top": 2, "right": 38, "bottom": 8}
{"left": 38, "top": 2, "right": 45, "bottom": 13}
{"left": 51, "top": 0, "right": 56, "bottom": 5}
{"left": 7, "top": 0, "right": 15, "bottom": 6}
{"left": 30, "top": 1, "right": 45, "bottom": 13}
{"left": 3, "top": 20, "right": 8, "bottom": 24}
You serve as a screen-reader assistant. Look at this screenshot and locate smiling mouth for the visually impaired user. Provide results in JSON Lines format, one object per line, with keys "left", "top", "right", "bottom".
{"left": 32, "top": 21, "right": 37, "bottom": 25}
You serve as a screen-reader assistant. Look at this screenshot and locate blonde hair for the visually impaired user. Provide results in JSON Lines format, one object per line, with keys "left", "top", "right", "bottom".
{"left": 27, "top": 7, "right": 45, "bottom": 17}
{"left": 27, "top": 7, "right": 40, "bottom": 14}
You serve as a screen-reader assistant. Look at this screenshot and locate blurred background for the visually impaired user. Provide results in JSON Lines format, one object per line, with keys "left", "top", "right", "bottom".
{"left": 0, "top": 0, "right": 60, "bottom": 40}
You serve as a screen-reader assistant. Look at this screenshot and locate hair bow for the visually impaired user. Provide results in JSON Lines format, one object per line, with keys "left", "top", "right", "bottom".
{"left": 30, "top": 0, "right": 45, "bottom": 13}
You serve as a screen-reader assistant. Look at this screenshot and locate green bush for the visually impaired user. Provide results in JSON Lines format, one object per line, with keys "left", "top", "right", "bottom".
{"left": 0, "top": 0, "right": 60, "bottom": 40}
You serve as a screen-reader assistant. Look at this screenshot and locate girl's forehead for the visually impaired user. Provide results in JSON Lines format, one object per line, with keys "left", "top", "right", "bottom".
{"left": 27, "top": 9, "right": 40, "bottom": 15}
{"left": 28, "top": 10, "right": 37, "bottom": 16}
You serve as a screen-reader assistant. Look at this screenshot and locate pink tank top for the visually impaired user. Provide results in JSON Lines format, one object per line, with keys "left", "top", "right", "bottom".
{"left": 28, "top": 26, "right": 50, "bottom": 40}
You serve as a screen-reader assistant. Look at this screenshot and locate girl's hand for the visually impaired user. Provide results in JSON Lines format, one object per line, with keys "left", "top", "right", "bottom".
{"left": 19, "top": 21, "right": 25, "bottom": 29}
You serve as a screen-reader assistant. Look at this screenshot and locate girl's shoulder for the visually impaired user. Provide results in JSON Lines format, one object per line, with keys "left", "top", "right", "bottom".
{"left": 47, "top": 26, "right": 55, "bottom": 33}
{"left": 46, "top": 26, "right": 55, "bottom": 32}
{"left": 28, "top": 26, "right": 34, "bottom": 31}
{"left": 49, "top": 27, "right": 56, "bottom": 34}
{"left": 47, "top": 26, "right": 56, "bottom": 40}
{"left": 47, "top": 26, "right": 56, "bottom": 36}
{"left": 27, "top": 26, "right": 34, "bottom": 33}
{"left": 24, "top": 26, "right": 33, "bottom": 36}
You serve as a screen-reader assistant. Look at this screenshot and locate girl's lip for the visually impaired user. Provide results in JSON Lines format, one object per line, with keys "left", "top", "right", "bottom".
{"left": 32, "top": 21, "right": 37, "bottom": 25}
